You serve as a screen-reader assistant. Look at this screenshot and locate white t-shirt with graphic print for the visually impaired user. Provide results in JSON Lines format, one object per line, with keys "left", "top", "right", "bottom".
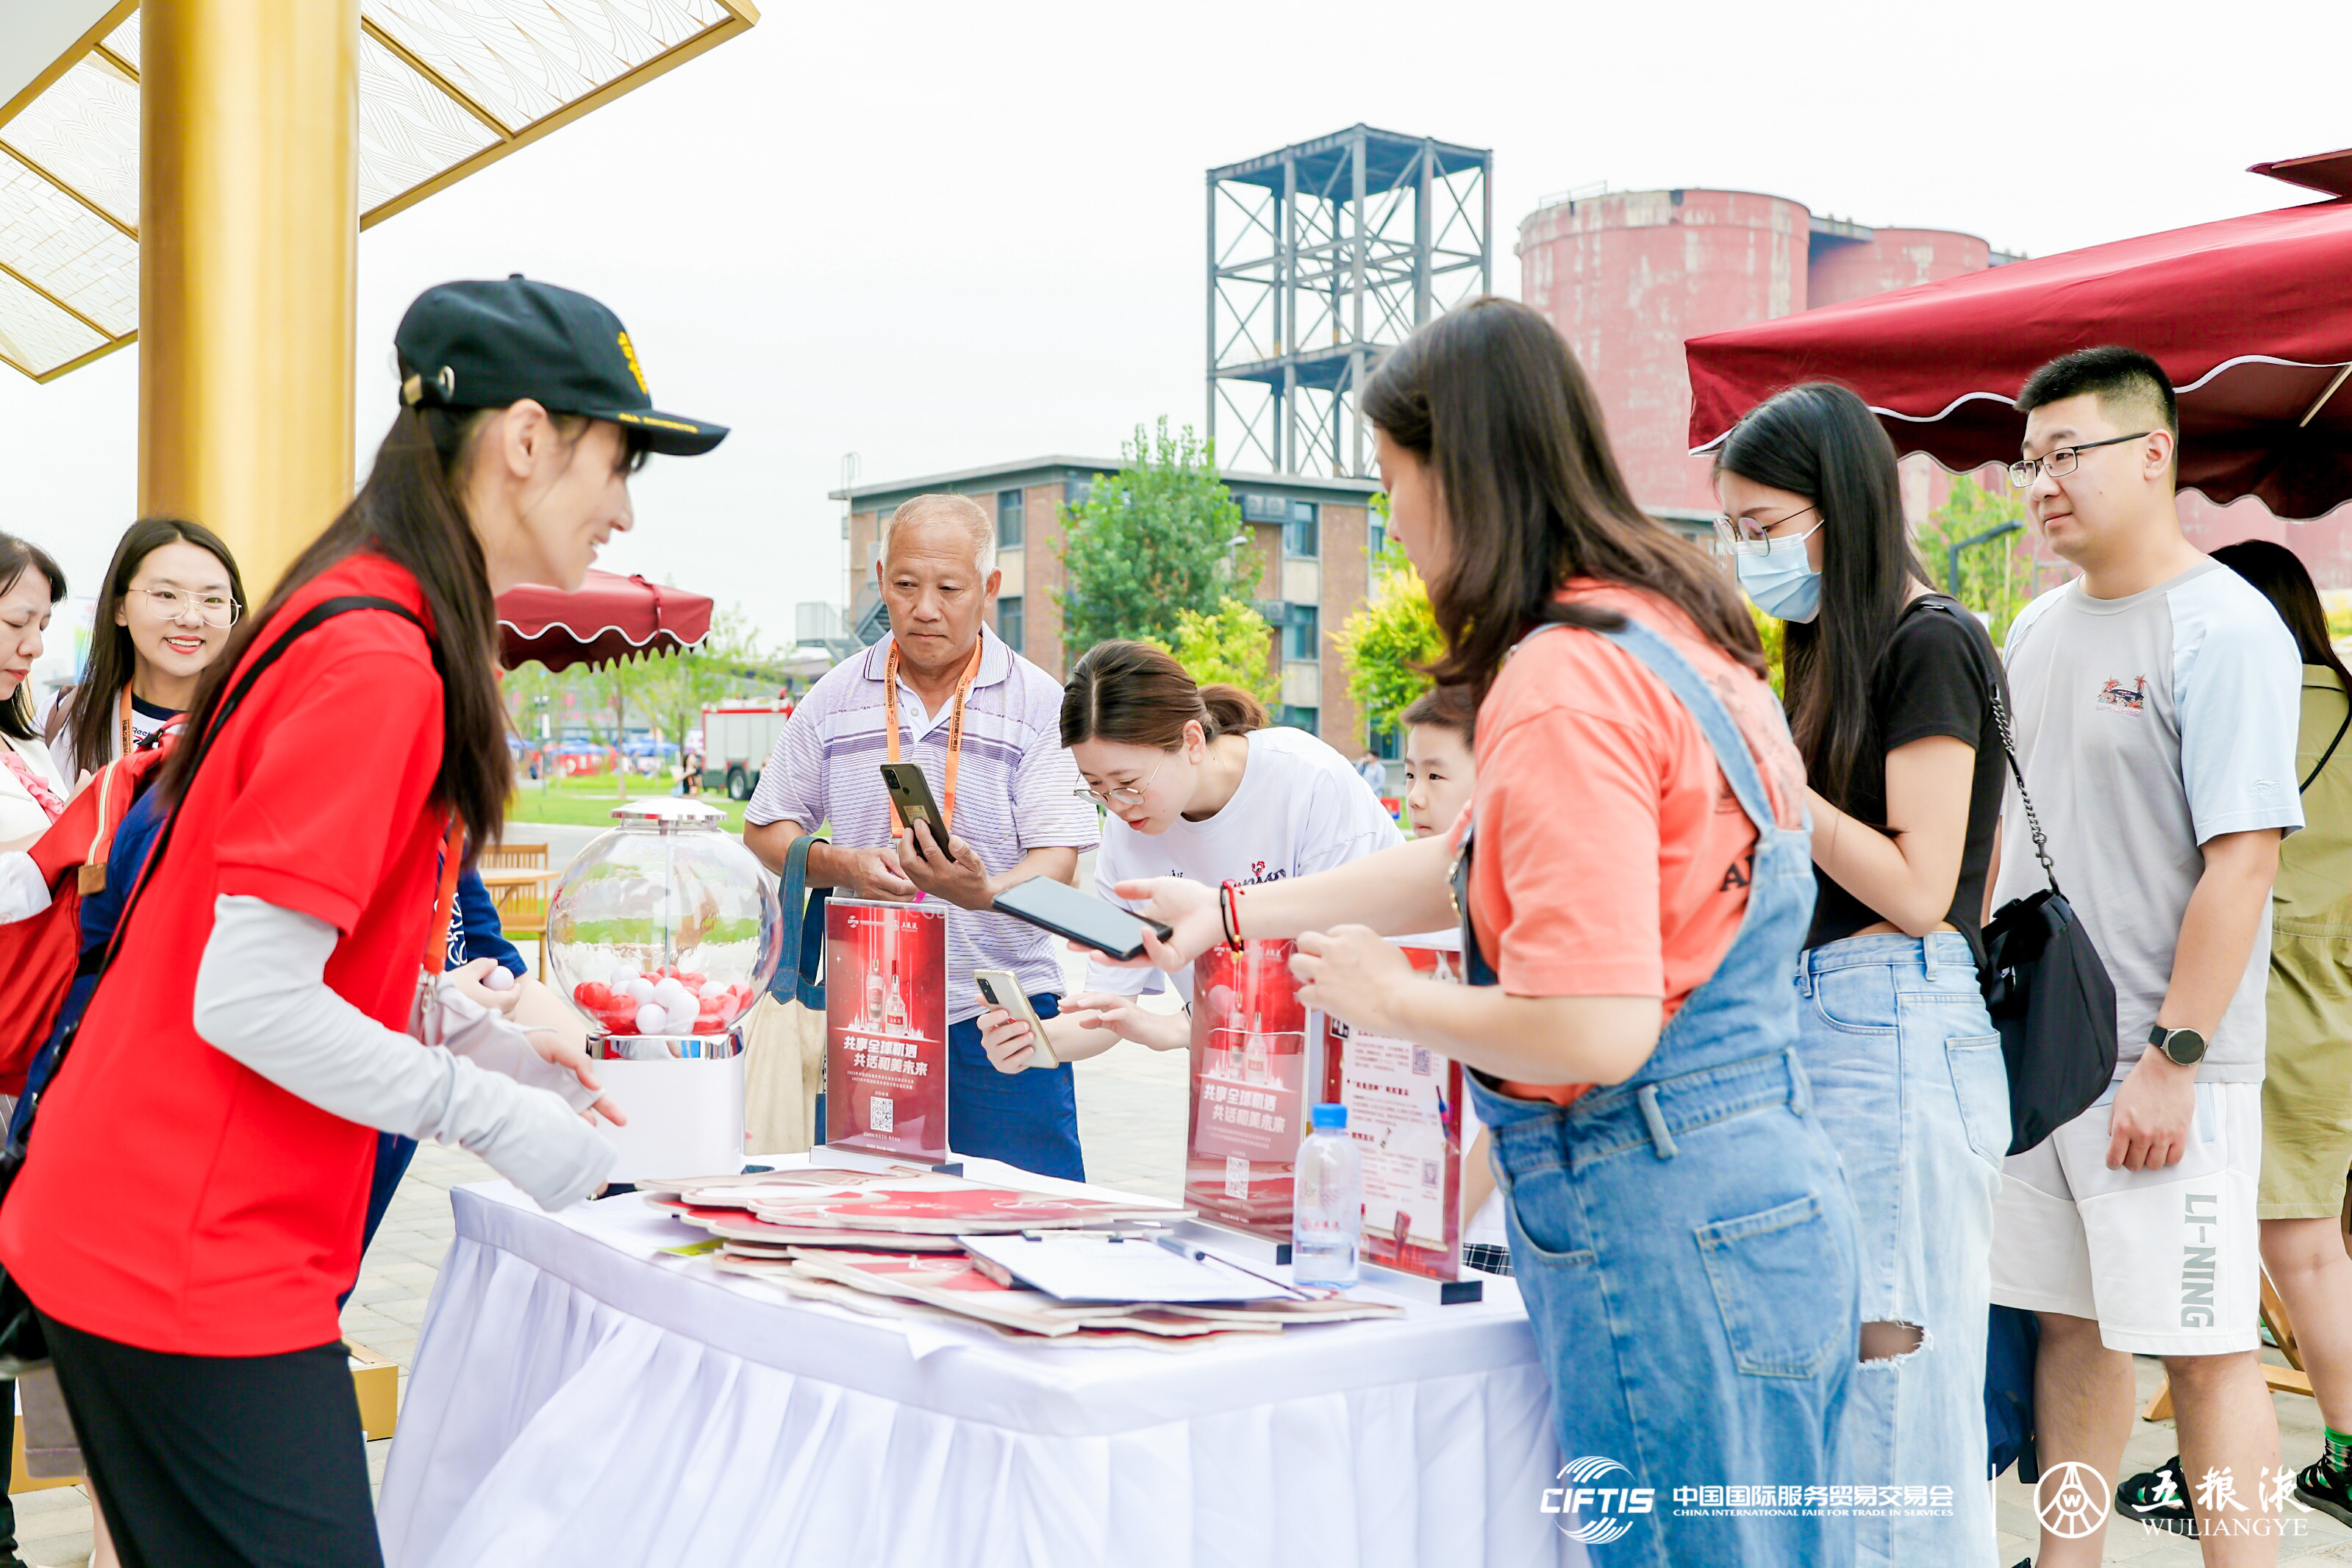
{"left": 1991, "top": 559, "right": 2303, "bottom": 1082}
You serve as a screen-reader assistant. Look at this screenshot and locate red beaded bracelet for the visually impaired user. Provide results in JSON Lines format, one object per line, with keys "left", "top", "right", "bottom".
{"left": 1218, "top": 879, "right": 1245, "bottom": 951}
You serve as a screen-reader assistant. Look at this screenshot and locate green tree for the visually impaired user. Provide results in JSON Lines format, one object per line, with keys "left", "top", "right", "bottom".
{"left": 501, "top": 659, "right": 568, "bottom": 742}
{"left": 1140, "top": 598, "right": 1279, "bottom": 709}
{"left": 1334, "top": 537, "right": 1443, "bottom": 739}
{"left": 1749, "top": 604, "right": 1786, "bottom": 699}
{"left": 1056, "top": 418, "right": 1258, "bottom": 654}
{"left": 1915, "top": 475, "right": 2039, "bottom": 646}
{"left": 642, "top": 606, "right": 762, "bottom": 757}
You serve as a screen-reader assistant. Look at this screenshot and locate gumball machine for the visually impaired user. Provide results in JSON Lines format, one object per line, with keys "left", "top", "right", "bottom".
{"left": 546, "top": 798, "right": 782, "bottom": 1179}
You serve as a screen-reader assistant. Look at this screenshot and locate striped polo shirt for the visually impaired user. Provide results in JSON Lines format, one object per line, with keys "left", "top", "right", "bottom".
{"left": 746, "top": 628, "right": 1098, "bottom": 1022}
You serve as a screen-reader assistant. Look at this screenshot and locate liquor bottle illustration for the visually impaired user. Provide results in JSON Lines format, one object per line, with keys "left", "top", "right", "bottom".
{"left": 865, "top": 959, "right": 884, "bottom": 1031}
{"left": 1430, "top": 950, "right": 1459, "bottom": 986}
{"left": 1243, "top": 1006, "right": 1269, "bottom": 1085}
{"left": 883, "top": 963, "right": 907, "bottom": 1037}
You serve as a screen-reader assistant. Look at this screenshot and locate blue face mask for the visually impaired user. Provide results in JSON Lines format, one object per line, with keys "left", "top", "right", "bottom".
{"left": 1733, "top": 529, "right": 1823, "bottom": 623}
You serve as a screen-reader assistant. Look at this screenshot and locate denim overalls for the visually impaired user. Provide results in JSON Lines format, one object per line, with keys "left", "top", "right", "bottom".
{"left": 1461, "top": 616, "right": 1861, "bottom": 1568}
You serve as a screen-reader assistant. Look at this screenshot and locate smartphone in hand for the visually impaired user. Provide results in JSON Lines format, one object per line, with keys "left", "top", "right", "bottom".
{"left": 879, "top": 762, "right": 952, "bottom": 854}
{"left": 975, "top": 969, "right": 1058, "bottom": 1068}
{"left": 991, "top": 875, "right": 1173, "bottom": 962}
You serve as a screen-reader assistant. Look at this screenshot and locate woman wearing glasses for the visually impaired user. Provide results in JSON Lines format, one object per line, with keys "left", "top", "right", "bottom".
{"left": 976, "top": 640, "right": 1399, "bottom": 1070}
{"left": 1715, "top": 383, "right": 2009, "bottom": 1568}
{"left": 46, "top": 518, "right": 246, "bottom": 784}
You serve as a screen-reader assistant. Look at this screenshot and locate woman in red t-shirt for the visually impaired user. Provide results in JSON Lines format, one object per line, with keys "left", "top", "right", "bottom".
{"left": 1118, "top": 299, "right": 1861, "bottom": 1566}
{"left": 0, "top": 277, "right": 728, "bottom": 1567}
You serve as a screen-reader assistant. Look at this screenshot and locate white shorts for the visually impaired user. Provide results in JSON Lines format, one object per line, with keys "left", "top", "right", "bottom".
{"left": 1988, "top": 1079, "right": 2262, "bottom": 1356}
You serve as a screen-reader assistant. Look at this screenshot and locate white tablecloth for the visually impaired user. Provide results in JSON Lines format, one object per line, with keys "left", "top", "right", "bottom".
{"left": 379, "top": 1167, "right": 1581, "bottom": 1568}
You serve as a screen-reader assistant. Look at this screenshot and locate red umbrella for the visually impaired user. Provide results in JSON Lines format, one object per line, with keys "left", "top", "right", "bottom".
{"left": 1684, "top": 153, "right": 2352, "bottom": 519}
{"left": 497, "top": 570, "right": 714, "bottom": 672}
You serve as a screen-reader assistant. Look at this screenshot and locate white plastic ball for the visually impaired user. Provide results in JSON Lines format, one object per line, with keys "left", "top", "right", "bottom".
{"left": 623, "top": 978, "right": 655, "bottom": 1005}
{"left": 649, "top": 977, "right": 692, "bottom": 1010}
{"left": 608, "top": 965, "right": 640, "bottom": 991}
{"left": 635, "top": 1001, "right": 667, "bottom": 1034}
{"left": 481, "top": 967, "right": 515, "bottom": 992}
{"left": 662, "top": 1002, "right": 698, "bottom": 1035}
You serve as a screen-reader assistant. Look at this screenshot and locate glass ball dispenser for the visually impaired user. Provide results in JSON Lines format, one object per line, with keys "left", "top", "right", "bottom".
{"left": 546, "top": 798, "right": 783, "bottom": 1178}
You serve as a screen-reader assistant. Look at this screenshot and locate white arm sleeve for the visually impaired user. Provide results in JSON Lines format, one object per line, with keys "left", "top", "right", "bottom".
{"left": 0, "top": 852, "right": 51, "bottom": 923}
{"left": 193, "top": 895, "right": 615, "bottom": 1210}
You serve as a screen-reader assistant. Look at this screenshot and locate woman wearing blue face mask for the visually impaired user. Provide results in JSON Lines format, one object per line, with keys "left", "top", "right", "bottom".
{"left": 1716, "top": 383, "right": 2011, "bottom": 1568}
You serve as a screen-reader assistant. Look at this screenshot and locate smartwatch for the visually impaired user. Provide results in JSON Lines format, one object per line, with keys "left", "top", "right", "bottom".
{"left": 2148, "top": 1023, "right": 2208, "bottom": 1067}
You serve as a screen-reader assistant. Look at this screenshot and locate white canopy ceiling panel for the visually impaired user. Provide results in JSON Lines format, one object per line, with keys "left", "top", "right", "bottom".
{"left": 0, "top": 0, "right": 753, "bottom": 379}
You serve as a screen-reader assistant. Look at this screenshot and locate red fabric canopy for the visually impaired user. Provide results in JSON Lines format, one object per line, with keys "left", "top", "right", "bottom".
{"left": 1685, "top": 187, "right": 2352, "bottom": 520}
{"left": 497, "top": 570, "right": 714, "bottom": 673}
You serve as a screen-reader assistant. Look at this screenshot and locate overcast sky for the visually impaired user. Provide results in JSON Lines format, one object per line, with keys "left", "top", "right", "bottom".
{"left": 1, "top": 0, "right": 2340, "bottom": 649}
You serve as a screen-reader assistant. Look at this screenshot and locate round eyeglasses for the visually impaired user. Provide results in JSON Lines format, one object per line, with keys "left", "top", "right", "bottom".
{"left": 1712, "top": 505, "right": 1820, "bottom": 556}
{"left": 132, "top": 585, "right": 240, "bottom": 628}
{"left": 1073, "top": 751, "right": 1171, "bottom": 808}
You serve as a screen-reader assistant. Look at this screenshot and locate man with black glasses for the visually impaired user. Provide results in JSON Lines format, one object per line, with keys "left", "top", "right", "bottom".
{"left": 1987, "top": 347, "right": 2301, "bottom": 1566}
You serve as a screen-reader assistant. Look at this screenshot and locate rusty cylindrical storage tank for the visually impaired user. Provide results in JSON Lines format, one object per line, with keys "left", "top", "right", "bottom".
{"left": 1518, "top": 188, "right": 1811, "bottom": 516}
{"left": 1806, "top": 227, "right": 1990, "bottom": 309}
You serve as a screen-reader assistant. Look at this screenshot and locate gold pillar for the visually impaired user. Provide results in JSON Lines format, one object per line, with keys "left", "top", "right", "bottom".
{"left": 139, "top": 0, "right": 359, "bottom": 598}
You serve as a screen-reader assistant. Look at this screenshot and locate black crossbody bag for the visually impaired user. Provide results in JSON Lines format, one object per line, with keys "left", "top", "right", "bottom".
{"left": 1980, "top": 682, "right": 2119, "bottom": 1156}
{"left": 0, "top": 595, "right": 429, "bottom": 1375}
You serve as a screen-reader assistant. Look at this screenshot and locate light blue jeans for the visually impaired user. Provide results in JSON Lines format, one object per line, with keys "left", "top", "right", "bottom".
{"left": 1795, "top": 931, "right": 2008, "bottom": 1568}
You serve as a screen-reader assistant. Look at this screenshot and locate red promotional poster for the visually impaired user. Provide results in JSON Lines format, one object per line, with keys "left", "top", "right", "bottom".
{"left": 1184, "top": 939, "right": 1312, "bottom": 1241}
{"left": 824, "top": 898, "right": 950, "bottom": 1161}
{"left": 1319, "top": 945, "right": 1466, "bottom": 1281}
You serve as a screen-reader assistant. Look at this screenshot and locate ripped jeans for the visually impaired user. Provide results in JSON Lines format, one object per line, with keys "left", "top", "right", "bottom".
{"left": 1796, "top": 932, "right": 2007, "bottom": 1568}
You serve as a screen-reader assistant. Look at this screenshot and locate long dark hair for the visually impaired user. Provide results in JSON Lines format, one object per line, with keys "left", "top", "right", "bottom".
{"left": 0, "top": 533, "right": 65, "bottom": 743}
{"left": 54, "top": 518, "right": 245, "bottom": 770}
{"left": 1060, "top": 640, "right": 1266, "bottom": 749}
{"left": 158, "top": 405, "right": 522, "bottom": 850}
{"left": 1361, "top": 297, "right": 1762, "bottom": 708}
{"left": 1715, "top": 383, "right": 1925, "bottom": 809}
{"left": 2213, "top": 540, "right": 2352, "bottom": 691}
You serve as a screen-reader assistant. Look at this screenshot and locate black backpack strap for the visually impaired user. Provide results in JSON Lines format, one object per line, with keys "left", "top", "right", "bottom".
{"left": 8, "top": 594, "right": 433, "bottom": 1151}
{"left": 2303, "top": 692, "right": 2352, "bottom": 794}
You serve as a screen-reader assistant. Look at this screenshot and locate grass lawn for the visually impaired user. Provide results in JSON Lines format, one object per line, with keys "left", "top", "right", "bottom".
{"left": 506, "top": 774, "right": 749, "bottom": 832}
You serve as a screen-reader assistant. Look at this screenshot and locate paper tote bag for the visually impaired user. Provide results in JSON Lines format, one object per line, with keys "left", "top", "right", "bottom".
{"left": 1981, "top": 686, "right": 2118, "bottom": 1156}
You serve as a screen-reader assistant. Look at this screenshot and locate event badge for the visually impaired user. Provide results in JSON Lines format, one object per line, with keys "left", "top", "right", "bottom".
{"left": 1318, "top": 943, "right": 1468, "bottom": 1282}
{"left": 824, "top": 898, "right": 950, "bottom": 1162}
{"left": 1184, "top": 939, "right": 1315, "bottom": 1242}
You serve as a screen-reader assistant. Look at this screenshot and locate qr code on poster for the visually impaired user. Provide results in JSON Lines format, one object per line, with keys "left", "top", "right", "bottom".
{"left": 1410, "top": 1047, "right": 1432, "bottom": 1075}
{"left": 1225, "top": 1153, "right": 1250, "bottom": 1200}
{"left": 870, "top": 1093, "right": 895, "bottom": 1134}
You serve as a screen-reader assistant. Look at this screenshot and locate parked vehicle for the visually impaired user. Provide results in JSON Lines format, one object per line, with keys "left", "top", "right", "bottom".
{"left": 700, "top": 699, "right": 793, "bottom": 801}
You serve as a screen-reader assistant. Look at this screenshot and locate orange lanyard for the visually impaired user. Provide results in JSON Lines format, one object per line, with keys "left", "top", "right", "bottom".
{"left": 117, "top": 686, "right": 135, "bottom": 759}
{"left": 882, "top": 634, "right": 986, "bottom": 837}
{"left": 425, "top": 823, "right": 465, "bottom": 975}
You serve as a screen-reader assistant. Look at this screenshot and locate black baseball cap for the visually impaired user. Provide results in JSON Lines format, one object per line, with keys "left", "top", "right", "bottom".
{"left": 394, "top": 275, "right": 727, "bottom": 457}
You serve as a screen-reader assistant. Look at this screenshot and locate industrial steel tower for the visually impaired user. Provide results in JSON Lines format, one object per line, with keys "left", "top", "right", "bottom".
{"left": 1208, "top": 125, "right": 1491, "bottom": 479}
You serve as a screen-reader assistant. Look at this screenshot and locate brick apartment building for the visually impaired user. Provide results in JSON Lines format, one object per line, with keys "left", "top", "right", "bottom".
{"left": 832, "top": 459, "right": 1382, "bottom": 750}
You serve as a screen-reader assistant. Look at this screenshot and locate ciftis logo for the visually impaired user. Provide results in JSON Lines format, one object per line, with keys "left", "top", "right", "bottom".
{"left": 1543, "top": 1457, "right": 1655, "bottom": 1545}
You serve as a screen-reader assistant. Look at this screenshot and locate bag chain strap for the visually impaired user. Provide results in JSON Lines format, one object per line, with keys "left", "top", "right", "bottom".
{"left": 1988, "top": 682, "right": 2059, "bottom": 895}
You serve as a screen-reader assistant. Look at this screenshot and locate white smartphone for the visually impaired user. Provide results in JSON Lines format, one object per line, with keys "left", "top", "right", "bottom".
{"left": 974, "top": 969, "right": 1059, "bottom": 1069}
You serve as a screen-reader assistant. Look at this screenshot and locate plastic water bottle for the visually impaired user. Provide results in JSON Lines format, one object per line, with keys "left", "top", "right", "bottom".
{"left": 1293, "top": 1103, "right": 1363, "bottom": 1288}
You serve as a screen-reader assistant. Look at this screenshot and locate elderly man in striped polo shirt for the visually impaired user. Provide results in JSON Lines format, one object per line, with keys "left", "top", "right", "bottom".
{"left": 745, "top": 494, "right": 1099, "bottom": 1179}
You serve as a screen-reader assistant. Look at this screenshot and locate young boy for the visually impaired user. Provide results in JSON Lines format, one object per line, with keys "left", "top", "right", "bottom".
{"left": 1400, "top": 686, "right": 1515, "bottom": 1272}
{"left": 1401, "top": 685, "right": 1476, "bottom": 841}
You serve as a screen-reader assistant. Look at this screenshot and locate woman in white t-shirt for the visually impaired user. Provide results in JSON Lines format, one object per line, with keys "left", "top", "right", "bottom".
{"left": 977, "top": 640, "right": 1400, "bottom": 1070}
